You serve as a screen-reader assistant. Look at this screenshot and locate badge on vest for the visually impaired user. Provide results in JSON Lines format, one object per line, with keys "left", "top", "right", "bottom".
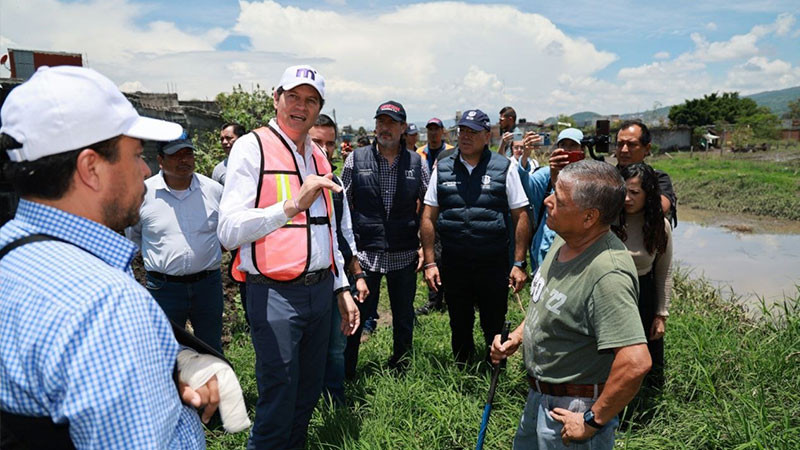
{"left": 405, "top": 169, "right": 415, "bottom": 179}
{"left": 358, "top": 169, "right": 374, "bottom": 176}
{"left": 481, "top": 175, "right": 492, "bottom": 189}
{"left": 442, "top": 181, "right": 458, "bottom": 187}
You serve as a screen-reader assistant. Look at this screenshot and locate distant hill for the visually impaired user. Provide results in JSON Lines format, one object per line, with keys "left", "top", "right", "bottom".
{"left": 542, "top": 112, "right": 602, "bottom": 126}
{"left": 546, "top": 85, "right": 800, "bottom": 125}
{"left": 745, "top": 86, "right": 800, "bottom": 117}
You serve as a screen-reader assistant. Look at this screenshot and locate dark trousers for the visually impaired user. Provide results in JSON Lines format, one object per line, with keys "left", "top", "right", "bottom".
{"left": 441, "top": 253, "right": 509, "bottom": 363}
{"left": 146, "top": 269, "right": 224, "bottom": 354}
{"left": 638, "top": 271, "right": 665, "bottom": 391}
{"left": 344, "top": 264, "right": 417, "bottom": 377}
{"left": 246, "top": 276, "right": 333, "bottom": 450}
{"left": 427, "top": 236, "right": 445, "bottom": 305}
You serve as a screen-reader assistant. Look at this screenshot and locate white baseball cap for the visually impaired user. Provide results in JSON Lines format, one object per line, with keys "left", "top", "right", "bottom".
{"left": 1, "top": 66, "right": 183, "bottom": 162}
{"left": 277, "top": 65, "right": 325, "bottom": 100}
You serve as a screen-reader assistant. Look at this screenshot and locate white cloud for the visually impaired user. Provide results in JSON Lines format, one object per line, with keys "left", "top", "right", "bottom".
{"left": 610, "top": 13, "right": 798, "bottom": 110}
{"left": 706, "top": 22, "right": 718, "bottom": 31}
{"left": 1, "top": 1, "right": 797, "bottom": 126}
{"left": 0, "top": 0, "right": 227, "bottom": 65}
{"left": 774, "top": 12, "right": 796, "bottom": 36}
{"left": 227, "top": 61, "right": 256, "bottom": 80}
{"left": 119, "top": 80, "right": 148, "bottom": 92}
{"left": 232, "top": 1, "right": 617, "bottom": 123}
{"left": 724, "top": 56, "right": 800, "bottom": 92}
{"left": 689, "top": 14, "right": 795, "bottom": 62}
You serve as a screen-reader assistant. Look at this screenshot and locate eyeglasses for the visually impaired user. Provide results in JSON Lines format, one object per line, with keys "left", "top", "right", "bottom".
{"left": 616, "top": 140, "right": 641, "bottom": 149}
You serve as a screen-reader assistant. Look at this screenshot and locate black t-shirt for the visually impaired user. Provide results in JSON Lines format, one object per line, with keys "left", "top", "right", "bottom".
{"left": 656, "top": 169, "right": 678, "bottom": 228}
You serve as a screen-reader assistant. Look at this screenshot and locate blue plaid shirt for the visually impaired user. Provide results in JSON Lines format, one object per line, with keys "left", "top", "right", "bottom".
{"left": 0, "top": 200, "right": 205, "bottom": 449}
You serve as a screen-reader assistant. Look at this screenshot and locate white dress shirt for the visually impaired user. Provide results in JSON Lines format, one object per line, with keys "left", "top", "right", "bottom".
{"left": 217, "top": 119, "right": 348, "bottom": 290}
{"left": 126, "top": 172, "right": 223, "bottom": 275}
{"left": 424, "top": 154, "right": 529, "bottom": 209}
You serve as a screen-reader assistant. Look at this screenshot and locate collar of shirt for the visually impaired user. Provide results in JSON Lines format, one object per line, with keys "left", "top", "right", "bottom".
{"left": 11, "top": 199, "right": 138, "bottom": 272}
{"left": 372, "top": 143, "right": 401, "bottom": 170}
{"left": 268, "top": 118, "right": 315, "bottom": 158}
{"left": 151, "top": 171, "right": 199, "bottom": 195}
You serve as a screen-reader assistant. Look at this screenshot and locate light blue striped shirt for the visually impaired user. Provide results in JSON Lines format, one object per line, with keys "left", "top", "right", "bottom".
{"left": 0, "top": 199, "right": 205, "bottom": 449}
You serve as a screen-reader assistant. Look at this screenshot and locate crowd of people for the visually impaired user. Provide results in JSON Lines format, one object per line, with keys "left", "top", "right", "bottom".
{"left": 0, "top": 63, "right": 677, "bottom": 449}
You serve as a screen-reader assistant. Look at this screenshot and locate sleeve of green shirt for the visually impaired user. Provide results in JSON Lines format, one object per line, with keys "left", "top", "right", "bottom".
{"left": 590, "top": 270, "right": 647, "bottom": 351}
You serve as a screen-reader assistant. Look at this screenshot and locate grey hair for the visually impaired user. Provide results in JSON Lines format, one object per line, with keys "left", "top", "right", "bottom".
{"left": 558, "top": 160, "right": 626, "bottom": 225}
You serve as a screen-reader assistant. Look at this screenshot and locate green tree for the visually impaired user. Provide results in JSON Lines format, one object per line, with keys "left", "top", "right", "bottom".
{"left": 669, "top": 91, "right": 779, "bottom": 140}
{"left": 193, "top": 85, "right": 277, "bottom": 176}
{"left": 784, "top": 98, "right": 800, "bottom": 120}
{"left": 556, "top": 114, "right": 577, "bottom": 128}
{"left": 215, "top": 84, "right": 276, "bottom": 132}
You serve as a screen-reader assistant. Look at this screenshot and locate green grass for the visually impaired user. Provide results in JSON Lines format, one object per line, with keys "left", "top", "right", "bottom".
{"left": 650, "top": 149, "right": 800, "bottom": 220}
{"left": 207, "top": 268, "right": 800, "bottom": 449}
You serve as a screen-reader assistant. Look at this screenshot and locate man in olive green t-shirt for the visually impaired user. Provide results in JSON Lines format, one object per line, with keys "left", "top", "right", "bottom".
{"left": 491, "top": 160, "right": 652, "bottom": 449}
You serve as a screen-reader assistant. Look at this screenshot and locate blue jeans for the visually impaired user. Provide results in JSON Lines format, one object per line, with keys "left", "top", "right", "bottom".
{"left": 513, "top": 389, "right": 618, "bottom": 450}
{"left": 344, "top": 264, "right": 416, "bottom": 377}
{"left": 146, "top": 269, "right": 223, "bottom": 354}
{"left": 246, "top": 276, "right": 333, "bottom": 450}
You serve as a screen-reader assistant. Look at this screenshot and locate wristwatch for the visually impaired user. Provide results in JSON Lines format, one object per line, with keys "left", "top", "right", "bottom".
{"left": 513, "top": 260, "right": 527, "bottom": 270}
{"left": 583, "top": 410, "right": 604, "bottom": 430}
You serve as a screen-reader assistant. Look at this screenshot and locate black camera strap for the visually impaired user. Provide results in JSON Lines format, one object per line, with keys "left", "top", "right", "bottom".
{"left": 0, "top": 233, "right": 231, "bottom": 448}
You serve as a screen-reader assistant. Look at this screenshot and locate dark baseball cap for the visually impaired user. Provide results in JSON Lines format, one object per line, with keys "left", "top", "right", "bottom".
{"left": 426, "top": 118, "right": 444, "bottom": 129}
{"left": 406, "top": 123, "right": 419, "bottom": 135}
{"left": 159, "top": 137, "right": 195, "bottom": 155}
{"left": 374, "top": 100, "right": 406, "bottom": 122}
{"left": 457, "top": 109, "right": 491, "bottom": 132}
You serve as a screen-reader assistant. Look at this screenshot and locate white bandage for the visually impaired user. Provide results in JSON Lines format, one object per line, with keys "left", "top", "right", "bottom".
{"left": 177, "top": 349, "right": 251, "bottom": 433}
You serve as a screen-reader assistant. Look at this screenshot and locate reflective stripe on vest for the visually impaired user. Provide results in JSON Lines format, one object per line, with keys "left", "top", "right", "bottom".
{"left": 230, "top": 125, "right": 336, "bottom": 282}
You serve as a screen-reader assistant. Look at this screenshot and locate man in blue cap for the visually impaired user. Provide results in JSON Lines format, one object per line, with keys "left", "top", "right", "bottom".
{"left": 126, "top": 136, "right": 225, "bottom": 354}
{"left": 420, "top": 109, "right": 531, "bottom": 364}
{"left": 405, "top": 123, "right": 420, "bottom": 152}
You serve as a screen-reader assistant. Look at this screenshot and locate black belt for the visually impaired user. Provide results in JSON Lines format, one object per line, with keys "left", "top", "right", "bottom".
{"left": 247, "top": 267, "right": 331, "bottom": 286}
{"left": 308, "top": 216, "right": 330, "bottom": 225}
{"left": 146, "top": 269, "right": 215, "bottom": 283}
{"left": 528, "top": 376, "right": 604, "bottom": 399}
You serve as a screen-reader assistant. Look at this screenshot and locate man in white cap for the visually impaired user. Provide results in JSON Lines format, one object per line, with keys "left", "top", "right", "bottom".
{"left": 518, "top": 127, "right": 585, "bottom": 274}
{"left": 0, "top": 66, "right": 215, "bottom": 448}
{"left": 217, "top": 65, "right": 359, "bottom": 449}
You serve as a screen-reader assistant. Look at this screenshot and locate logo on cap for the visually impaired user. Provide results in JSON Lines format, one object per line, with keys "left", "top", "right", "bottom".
{"left": 380, "top": 103, "right": 401, "bottom": 113}
{"left": 468, "top": 111, "right": 477, "bottom": 117}
{"left": 296, "top": 68, "right": 316, "bottom": 80}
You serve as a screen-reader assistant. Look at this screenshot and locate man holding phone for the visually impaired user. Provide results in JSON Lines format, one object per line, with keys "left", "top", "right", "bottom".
{"left": 517, "top": 128, "right": 585, "bottom": 274}
{"left": 497, "top": 106, "right": 520, "bottom": 157}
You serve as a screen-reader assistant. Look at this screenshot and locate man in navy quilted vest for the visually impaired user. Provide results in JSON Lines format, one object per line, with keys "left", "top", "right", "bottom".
{"left": 420, "top": 109, "right": 531, "bottom": 365}
{"left": 341, "top": 100, "right": 430, "bottom": 377}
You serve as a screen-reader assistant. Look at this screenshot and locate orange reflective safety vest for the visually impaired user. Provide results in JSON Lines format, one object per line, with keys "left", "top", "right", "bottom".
{"left": 230, "top": 125, "right": 337, "bottom": 283}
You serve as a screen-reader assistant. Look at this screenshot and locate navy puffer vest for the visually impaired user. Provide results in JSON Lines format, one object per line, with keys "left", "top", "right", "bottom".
{"left": 351, "top": 145, "right": 422, "bottom": 252}
{"left": 436, "top": 147, "right": 510, "bottom": 259}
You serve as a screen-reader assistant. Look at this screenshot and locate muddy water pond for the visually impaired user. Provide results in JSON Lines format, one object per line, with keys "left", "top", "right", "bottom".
{"left": 672, "top": 207, "right": 800, "bottom": 311}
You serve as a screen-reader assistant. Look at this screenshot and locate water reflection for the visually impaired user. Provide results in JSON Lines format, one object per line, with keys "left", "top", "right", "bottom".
{"left": 673, "top": 209, "right": 800, "bottom": 306}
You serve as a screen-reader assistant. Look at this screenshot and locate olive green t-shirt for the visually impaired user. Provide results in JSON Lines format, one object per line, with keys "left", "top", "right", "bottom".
{"left": 523, "top": 231, "right": 646, "bottom": 384}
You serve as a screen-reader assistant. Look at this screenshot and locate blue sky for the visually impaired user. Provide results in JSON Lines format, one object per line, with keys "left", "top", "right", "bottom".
{"left": 2, "top": 0, "right": 799, "bottom": 127}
